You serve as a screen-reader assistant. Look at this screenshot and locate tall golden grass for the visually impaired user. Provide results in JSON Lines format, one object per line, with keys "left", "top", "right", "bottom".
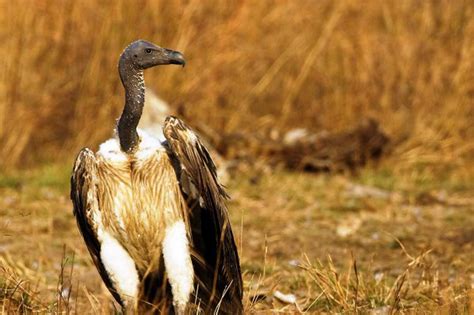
{"left": 1, "top": 0, "right": 473, "bottom": 177}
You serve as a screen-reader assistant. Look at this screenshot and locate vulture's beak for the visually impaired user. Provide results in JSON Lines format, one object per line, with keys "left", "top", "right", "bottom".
{"left": 164, "top": 49, "right": 186, "bottom": 67}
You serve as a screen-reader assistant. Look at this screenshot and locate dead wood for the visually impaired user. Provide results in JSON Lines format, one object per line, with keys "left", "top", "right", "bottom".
{"left": 212, "top": 118, "right": 390, "bottom": 173}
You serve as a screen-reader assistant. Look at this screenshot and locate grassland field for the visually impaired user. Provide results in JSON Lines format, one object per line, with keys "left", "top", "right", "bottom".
{"left": 0, "top": 162, "right": 472, "bottom": 313}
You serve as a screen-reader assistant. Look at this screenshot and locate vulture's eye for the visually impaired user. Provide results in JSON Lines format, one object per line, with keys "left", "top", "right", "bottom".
{"left": 145, "top": 48, "right": 152, "bottom": 54}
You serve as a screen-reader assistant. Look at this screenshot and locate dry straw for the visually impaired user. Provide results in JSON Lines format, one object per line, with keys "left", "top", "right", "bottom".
{"left": 0, "top": 0, "right": 472, "bottom": 180}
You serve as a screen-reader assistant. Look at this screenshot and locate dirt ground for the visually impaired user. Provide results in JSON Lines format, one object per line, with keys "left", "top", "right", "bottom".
{"left": 0, "top": 166, "right": 473, "bottom": 314}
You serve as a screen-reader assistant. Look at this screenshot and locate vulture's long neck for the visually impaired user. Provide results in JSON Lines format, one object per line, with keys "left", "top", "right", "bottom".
{"left": 117, "top": 56, "right": 145, "bottom": 153}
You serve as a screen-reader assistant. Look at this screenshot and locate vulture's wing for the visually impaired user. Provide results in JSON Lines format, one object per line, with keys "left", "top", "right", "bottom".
{"left": 70, "top": 148, "right": 123, "bottom": 307}
{"left": 163, "top": 116, "right": 243, "bottom": 314}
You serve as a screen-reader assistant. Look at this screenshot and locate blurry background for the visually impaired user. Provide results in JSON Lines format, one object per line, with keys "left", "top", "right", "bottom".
{"left": 0, "top": 0, "right": 473, "bottom": 313}
{"left": 1, "top": 0, "right": 472, "bottom": 177}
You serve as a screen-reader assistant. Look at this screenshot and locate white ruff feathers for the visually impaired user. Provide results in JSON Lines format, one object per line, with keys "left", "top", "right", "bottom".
{"left": 98, "top": 129, "right": 164, "bottom": 162}
{"left": 162, "top": 220, "right": 194, "bottom": 312}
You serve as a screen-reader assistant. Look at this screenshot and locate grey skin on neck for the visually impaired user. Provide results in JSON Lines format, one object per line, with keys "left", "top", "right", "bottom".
{"left": 117, "top": 55, "right": 145, "bottom": 153}
{"left": 116, "top": 40, "right": 185, "bottom": 154}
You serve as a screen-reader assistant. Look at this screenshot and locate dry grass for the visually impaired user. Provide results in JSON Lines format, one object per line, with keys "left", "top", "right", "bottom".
{"left": 0, "top": 166, "right": 472, "bottom": 313}
{"left": 0, "top": 0, "right": 473, "bottom": 177}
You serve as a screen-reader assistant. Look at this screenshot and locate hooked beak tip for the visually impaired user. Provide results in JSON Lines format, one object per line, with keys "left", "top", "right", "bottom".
{"left": 167, "top": 50, "right": 186, "bottom": 67}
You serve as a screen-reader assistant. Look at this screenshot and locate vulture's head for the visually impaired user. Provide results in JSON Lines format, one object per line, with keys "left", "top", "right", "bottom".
{"left": 121, "top": 39, "right": 185, "bottom": 70}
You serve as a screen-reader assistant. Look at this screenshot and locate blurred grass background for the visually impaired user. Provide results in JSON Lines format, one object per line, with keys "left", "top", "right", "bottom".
{"left": 1, "top": 0, "right": 472, "bottom": 183}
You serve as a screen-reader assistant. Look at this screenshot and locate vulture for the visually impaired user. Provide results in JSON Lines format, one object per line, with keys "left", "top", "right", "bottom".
{"left": 70, "top": 40, "right": 243, "bottom": 314}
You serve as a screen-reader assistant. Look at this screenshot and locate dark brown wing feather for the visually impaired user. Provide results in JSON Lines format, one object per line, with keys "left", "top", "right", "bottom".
{"left": 70, "top": 148, "right": 123, "bottom": 307}
{"left": 163, "top": 116, "right": 243, "bottom": 314}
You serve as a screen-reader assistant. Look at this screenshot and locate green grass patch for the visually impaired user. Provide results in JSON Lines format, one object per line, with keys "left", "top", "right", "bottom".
{"left": 0, "top": 163, "right": 71, "bottom": 192}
